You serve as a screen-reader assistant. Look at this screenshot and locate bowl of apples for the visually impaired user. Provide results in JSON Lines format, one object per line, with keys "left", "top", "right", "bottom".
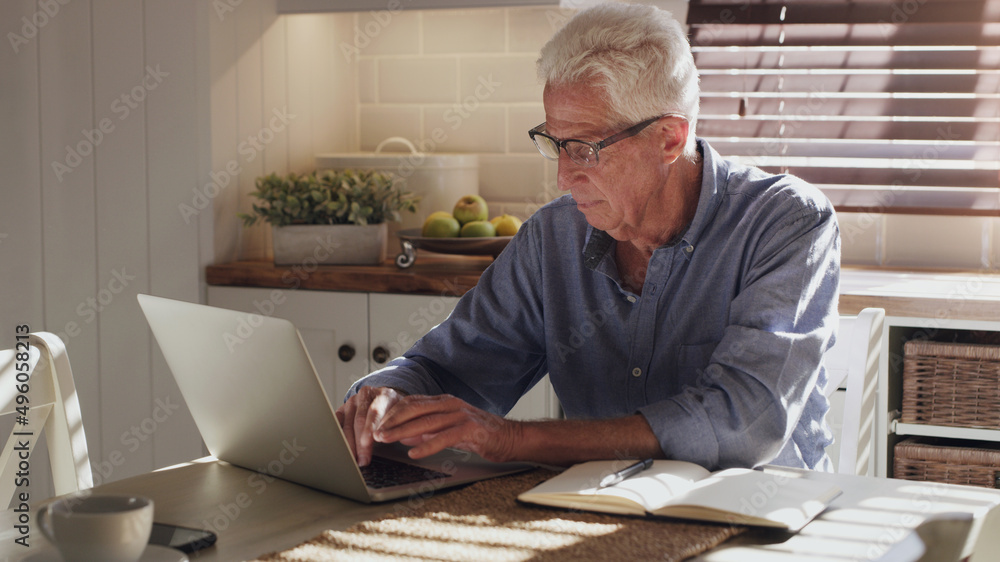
{"left": 395, "top": 195, "right": 522, "bottom": 268}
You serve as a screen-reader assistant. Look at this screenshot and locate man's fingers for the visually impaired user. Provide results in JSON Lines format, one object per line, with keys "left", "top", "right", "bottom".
{"left": 375, "top": 394, "right": 459, "bottom": 434}
{"left": 374, "top": 402, "right": 468, "bottom": 445}
{"left": 350, "top": 387, "right": 405, "bottom": 467}
{"left": 371, "top": 395, "right": 517, "bottom": 463}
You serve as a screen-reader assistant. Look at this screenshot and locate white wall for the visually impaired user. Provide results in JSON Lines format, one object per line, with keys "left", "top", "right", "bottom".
{"left": 0, "top": 0, "right": 358, "bottom": 491}
{"left": 1, "top": 0, "right": 210, "bottom": 492}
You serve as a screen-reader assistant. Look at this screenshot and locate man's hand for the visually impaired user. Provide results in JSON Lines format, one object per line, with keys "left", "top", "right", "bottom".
{"left": 337, "top": 388, "right": 663, "bottom": 467}
{"left": 335, "top": 386, "right": 406, "bottom": 467}
{"left": 373, "top": 394, "right": 521, "bottom": 463}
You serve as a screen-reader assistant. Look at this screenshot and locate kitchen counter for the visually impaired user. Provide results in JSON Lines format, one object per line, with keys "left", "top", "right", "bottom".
{"left": 206, "top": 260, "right": 1000, "bottom": 319}
{"left": 836, "top": 265, "right": 1000, "bottom": 320}
{"left": 205, "top": 253, "right": 494, "bottom": 297}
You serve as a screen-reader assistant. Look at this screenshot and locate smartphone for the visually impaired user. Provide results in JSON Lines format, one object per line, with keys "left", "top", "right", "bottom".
{"left": 148, "top": 522, "right": 217, "bottom": 553}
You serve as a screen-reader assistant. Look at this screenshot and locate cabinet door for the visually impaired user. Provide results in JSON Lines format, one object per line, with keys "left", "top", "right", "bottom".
{"left": 368, "top": 293, "right": 558, "bottom": 420}
{"left": 206, "top": 287, "right": 370, "bottom": 403}
{"left": 368, "top": 293, "right": 459, "bottom": 369}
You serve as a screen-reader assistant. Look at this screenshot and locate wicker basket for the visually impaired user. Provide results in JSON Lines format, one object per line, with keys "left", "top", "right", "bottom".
{"left": 894, "top": 437, "right": 1000, "bottom": 488}
{"left": 901, "top": 340, "right": 1000, "bottom": 429}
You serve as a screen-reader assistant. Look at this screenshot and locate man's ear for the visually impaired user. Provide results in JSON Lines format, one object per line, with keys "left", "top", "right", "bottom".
{"left": 660, "top": 117, "right": 689, "bottom": 165}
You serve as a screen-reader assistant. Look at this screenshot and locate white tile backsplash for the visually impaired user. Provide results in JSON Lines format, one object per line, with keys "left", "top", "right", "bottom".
{"left": 460, "top": 56, "right": 542, "bottom": 104}
{"left": 423, "top": 9, "right": 507, "bottom": 54}
{"left": 378, "top": 58, "right": 457, "bottom": 103}
{"left": 358, "top": 58, "right": 377, "bottom": 103}
{"left": 353, "top": 10, "right": 421, "bottom": 56}
{"left": 507, "top": 7, "right": 573, "bottom": 53}
{"left": 359, "top": 106, "right": 422, "bottom": 150}
{"left": 478, "top": 154, "right": 548, "bottom": 204}
{"left": 424, "top": 105, "right": 506, "bottom": 153}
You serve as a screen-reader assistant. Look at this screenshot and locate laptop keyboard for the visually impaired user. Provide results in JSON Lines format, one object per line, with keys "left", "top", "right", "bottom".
{"left": 361, "top": 456, "right": 452, "bottom": 489}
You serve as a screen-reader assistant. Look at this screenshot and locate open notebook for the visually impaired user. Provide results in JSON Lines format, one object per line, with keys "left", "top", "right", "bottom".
{"left": 518, "top": 459, "right": 841, "bottom": 531}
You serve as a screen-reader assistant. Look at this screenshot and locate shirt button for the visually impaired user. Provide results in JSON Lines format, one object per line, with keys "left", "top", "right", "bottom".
{"left": 627, "top": 295, "right": 637, "bottom": 303}
{"left": 632, "top": 367, "right": 642, "bottom": 377}
{"left": 684, "top": 245, "right": 694, "bottom": 254}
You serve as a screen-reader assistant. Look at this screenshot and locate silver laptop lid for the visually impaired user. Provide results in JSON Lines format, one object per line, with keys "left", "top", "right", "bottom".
{"left": 137, "top": 293, "right": 373, "bottom": 503}
{"left": 138, "top": 294, "right": 533, "bottom": 504}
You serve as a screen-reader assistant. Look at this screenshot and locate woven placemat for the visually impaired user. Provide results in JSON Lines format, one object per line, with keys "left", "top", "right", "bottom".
{"left": 251, "top": 469, "right": 746, "bottom": 562}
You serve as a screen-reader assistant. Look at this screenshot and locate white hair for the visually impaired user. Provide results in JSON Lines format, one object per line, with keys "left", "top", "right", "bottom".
{"left": 537, "top": 2, "right": 700, "bottom": 155}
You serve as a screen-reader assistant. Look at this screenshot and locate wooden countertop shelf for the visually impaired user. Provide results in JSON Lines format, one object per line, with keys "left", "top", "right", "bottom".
{"left": 207, "top": 260, "right": 1000, "bottom": 320}
{"left": 205, "top": 254, "right": 495, "bottom": 297}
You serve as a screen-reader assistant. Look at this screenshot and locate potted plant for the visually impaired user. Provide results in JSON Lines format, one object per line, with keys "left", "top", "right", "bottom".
{"left": 239, "top": 169, "right": 419, "bottom": 265}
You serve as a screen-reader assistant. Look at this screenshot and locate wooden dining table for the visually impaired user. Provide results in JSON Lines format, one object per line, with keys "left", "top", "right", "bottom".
{"left": 5, "top": 455, "right": 1000, "bottom": 562}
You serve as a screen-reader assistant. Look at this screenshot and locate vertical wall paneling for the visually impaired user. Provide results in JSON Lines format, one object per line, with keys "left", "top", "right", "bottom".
{"left": 284, "top": 15, "right": 316, "bottom": 173}
{"left": 236, "top": 0, "right": 267, "bottom": 260}
{"left": 92, "top": 0, "right": 152, "bottom": 482}
{"left": 333, "top": 15, "right": 358, "bottom": 152}
{"left": 210, "top": 0, "right": 242, "bottom": 265}
{"left": 0, "top": 0, "right": 50, "bottom": 504}
{"left": 145, "top": 0, "right": 205, "bottom": 468}
{"left": 197, "top": 0, "right": 216, "bottom": 297}
{"left": 37, "top": 0, "right": 103, "bottom": 473}
{"left": 314, "top": 15, "right": 346, "bottom": 155}
{"left": 221, "top": 10, "right": 359, "bottom": 264}
{"left": 259, "top": 0, "right": 290, "bottom": 260}
{"left": 0, "top": 0, "right": 44, "bottom": 331}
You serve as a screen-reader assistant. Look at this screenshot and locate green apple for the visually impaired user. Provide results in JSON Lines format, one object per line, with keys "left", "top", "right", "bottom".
{"left": 452, "top": 194, "right": 489, "bottom": 225}
{"left": 422, "top": 213, "right": 461, "bottom": 238}
{"left": 459, "top": 220, "right": 496, "bottom": 238}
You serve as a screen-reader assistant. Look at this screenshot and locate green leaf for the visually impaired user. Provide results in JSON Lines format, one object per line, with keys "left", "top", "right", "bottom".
{"left": 238, "top": 168, "right": 420, "bottom": 227}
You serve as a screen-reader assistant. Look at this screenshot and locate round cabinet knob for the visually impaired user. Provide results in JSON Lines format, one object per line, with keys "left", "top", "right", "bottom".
{"left": 337, "top": 344, "right": 355, "bottom": 362}
{"left": 372, "top": 346, "right": 389, "bottom": 364}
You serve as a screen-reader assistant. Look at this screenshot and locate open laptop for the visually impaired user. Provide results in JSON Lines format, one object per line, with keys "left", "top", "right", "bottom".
{"left": 137, "top": 293, "right": 532, "bottom": 503}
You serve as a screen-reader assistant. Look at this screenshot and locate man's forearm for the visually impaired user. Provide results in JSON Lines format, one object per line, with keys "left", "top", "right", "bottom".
{"left": 511, "top": 414, "right": 665, "bottom": 466}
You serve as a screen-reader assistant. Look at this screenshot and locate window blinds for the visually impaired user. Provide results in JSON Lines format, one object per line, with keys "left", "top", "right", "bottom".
{"left": 686, "top": 0, "right": 1000, "bottom": 215}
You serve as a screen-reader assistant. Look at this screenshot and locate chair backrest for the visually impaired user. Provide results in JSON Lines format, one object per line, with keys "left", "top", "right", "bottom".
{"left": 0, "top": 332, "right": 93, "bottom": 506}
{"left": 824, "top": 307, "right": 886, "bottom": 475}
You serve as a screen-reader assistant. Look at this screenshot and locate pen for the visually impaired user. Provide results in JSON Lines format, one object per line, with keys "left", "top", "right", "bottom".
{"left": 599, "top": 458, "right": 654, "bottom": 488}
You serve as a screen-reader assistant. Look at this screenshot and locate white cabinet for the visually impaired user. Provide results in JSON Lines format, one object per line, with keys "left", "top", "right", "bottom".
{"left": 207, "top": 287, "right": 558, "bottom": 419}
{"left": 368, "top": 293, "right": 459, "bottom": 368}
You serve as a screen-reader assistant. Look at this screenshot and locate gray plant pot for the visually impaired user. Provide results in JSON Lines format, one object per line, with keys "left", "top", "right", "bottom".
{"left": 271, "top": 224, "right": 387, "bottom": 265}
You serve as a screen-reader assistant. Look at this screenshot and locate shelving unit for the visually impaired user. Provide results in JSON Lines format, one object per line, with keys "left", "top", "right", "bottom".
{"left": 840, "top": 267, "right": 1000, "bottom": 479}
{"left": 876, "top": 317, "right": 1000, "bottom": 477}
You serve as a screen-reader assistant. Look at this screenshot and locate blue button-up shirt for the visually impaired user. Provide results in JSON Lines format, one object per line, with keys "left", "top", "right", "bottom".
{"left": 349, "top": 139, "right": 840, "bottom": 471}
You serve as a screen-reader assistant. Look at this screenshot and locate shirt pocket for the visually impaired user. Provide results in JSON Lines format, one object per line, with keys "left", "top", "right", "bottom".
{"left": 677, "top": 341, "right": 719, "bottom": 386}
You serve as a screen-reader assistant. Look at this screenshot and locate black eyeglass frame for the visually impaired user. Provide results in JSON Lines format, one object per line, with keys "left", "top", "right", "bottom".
{"left": 528, "top": 113, "right": 685, "bottom": 167}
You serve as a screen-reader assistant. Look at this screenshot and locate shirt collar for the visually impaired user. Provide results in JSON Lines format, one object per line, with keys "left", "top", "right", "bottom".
{"left": 678, "top": 138, "right": 726, "bottom": 253}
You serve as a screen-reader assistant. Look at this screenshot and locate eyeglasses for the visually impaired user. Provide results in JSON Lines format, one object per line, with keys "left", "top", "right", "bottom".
{"left": 528, "top": 114, "right": 683, "bottom": 168}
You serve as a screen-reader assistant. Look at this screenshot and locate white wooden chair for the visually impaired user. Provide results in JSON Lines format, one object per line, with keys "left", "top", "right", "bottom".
{"left": 824, "top": 307, "right": 886, "bottom": 476}
{"left": 0, "top": 332, "right": 93, "bottom": 506}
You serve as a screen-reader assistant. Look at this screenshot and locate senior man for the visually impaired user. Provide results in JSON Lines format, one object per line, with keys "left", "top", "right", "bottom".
{"left": 336, "top": 2, "right": 840, "bottom": 472}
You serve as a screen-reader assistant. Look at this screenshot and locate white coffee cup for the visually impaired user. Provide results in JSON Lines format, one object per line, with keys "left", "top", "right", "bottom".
{"left": 38, "top": 494, "right": 154, "bottom": 562}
